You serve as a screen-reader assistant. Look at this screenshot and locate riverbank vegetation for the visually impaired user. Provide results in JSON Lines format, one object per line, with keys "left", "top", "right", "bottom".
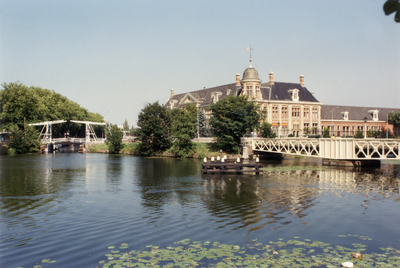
{"left": 87, "top": 142, "right": 233, "bottom": 159}
{"left": 134, "top": 101, "right": 199, "bottom": 157}
{"left": 209, "top": 95, "right": 261, "bottom": 153}
{"left": 7, "top": 125, "right": 41, "bottom": 154}
{"left": 0, "top": 82, "right": 105, "bottom": 154}
{"left": 105, "top": 124, "right": 124, "bottom": 154}
{"left": 132, "top": 96, "right": 261, "bottom": 158}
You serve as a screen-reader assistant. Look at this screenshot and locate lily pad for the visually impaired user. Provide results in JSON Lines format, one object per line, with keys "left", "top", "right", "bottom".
{"left": 99, "top": 237, "right": 400, "bottom": 268}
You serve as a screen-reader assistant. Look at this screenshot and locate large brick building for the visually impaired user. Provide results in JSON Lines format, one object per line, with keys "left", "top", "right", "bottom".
{"left": 166, "top": 59, "right": 399, "bottom": 137}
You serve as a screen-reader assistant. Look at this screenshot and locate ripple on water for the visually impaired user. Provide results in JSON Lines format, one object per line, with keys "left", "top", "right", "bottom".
{"left": 1, "top": 155, "right": 400, "bottom": 267}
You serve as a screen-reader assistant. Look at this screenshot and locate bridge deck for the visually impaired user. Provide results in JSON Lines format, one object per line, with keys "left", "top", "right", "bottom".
{"left": 41, "top": 137, "right": 105, "bottom": 145}
{"left": 244, "top": 138, "right": 400, "bottom": 160}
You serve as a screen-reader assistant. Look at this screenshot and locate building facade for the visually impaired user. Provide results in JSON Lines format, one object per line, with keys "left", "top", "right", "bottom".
{"left": 321, "top": 105, "right": 398, "bottom": 137}
{"left": 166, "top": 59, "right": 399, "bottom": 137}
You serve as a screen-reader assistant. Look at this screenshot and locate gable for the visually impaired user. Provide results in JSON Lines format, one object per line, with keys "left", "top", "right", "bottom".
{"left": 179, "top": 93, "right": 198, "bottom": 105}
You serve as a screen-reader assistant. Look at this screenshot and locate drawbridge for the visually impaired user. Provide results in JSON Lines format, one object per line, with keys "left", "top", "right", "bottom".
{"left": 28, "top": 120, "right": 106, "bottom": 153}
{"left": 242, "top": 137, "right": 400, "bottom": 166}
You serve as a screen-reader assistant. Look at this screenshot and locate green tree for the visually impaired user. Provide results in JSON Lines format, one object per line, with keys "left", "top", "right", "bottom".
{"left": 105, "top": 124, "right": 124, "bottom": 154}
{"left": 0, "top": 82, "right": 104, "bottom": 138}
{"left": 388, "top": 111, "right": 400, "bottom": 127}
{"left": 198, "top": 109, "right": 209, "bottom": 137}
{"left": 209, "top": 95, "right": 261, "bottom": 152}
{"left": 260, "top": 121, "right": 276, "bottom": 138}
{"left": 7, "top": 125, "right": 26, "bottom": 154}
{"left": 170, "top": 104, "right": 197, "bottom": 158}
{"left": 130, "top": 126, "right": 135, "bottom": 136}
{"left": 354, "top": 129, "right": 364, "bottom": 139}
{"left": 123, "top": 119, "right": 130, "bottom": 131}
{"left": 135, "top": 101, "right": 171, "bottom": 156}
{"left": 25, "top": 126, "right": 41, "bottom": 152}
{"left": 7, "top": 125, "right": 41, "bottom": 154}
{"left": 323, "top": 127, "right": 330, "bottom": 138}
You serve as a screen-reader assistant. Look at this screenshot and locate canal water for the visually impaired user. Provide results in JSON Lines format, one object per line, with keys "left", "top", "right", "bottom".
{"left": 0, "top": 153, "right": 399, "bottom": 267}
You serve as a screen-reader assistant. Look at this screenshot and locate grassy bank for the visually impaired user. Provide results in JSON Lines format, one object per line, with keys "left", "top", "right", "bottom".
{"left": 87, "top": 142, "right": 140, "bottom": 155}
{"left": 87, "top": 142, "right": 239, "bottom": 159}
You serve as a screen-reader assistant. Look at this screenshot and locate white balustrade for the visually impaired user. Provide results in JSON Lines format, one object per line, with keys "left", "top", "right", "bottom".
{"left": 249, "top": 137, "right": 399, "bottom": 160}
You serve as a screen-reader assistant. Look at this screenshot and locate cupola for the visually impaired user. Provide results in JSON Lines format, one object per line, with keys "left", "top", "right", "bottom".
{"left": 241, "top": 59, "right": 262, "bottom": 84}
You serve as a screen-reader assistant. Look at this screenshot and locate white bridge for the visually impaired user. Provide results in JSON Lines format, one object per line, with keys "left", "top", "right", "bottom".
{"left": 242, "top": 137, "right": 399, "bottom": 164}
{"left": 28, "top": 120, "right": 106, "bottom": 153}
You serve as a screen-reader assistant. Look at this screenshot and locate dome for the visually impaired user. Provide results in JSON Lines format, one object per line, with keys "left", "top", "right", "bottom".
{"left": 241, "top": 59, "right": 262, "bottom": 83}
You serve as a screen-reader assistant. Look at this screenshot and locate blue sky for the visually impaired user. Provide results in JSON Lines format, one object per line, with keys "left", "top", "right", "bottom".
{"left": 1, "top": 0, "right": 399, "bottom": 126}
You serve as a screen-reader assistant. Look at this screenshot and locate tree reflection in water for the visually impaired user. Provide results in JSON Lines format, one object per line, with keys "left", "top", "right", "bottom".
{"left": 201, "top": 165, "right": 400, "bottom": 232}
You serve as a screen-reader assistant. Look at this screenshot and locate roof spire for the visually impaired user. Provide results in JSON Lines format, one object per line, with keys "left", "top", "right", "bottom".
{"left": 247, "top": 44, "right": 254, "bottom": 67}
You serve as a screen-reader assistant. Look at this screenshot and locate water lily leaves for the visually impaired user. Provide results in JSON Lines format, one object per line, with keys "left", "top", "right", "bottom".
{"left": 40, "top": 258, "right": 56, "bottom": 264}
{"left": 175, "top": 239, "right": 190, "bottom": 245}
{"left": 120, "top": 243, "right": 129, "bottom": 249}
{"left": 99, "top": 237, "right": 400, "bottom": 267}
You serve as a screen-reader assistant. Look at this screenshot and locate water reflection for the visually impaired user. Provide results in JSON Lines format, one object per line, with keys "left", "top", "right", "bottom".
{"left": 106, "top": 155, "right": 124, "bottom": 188}
{"left": 0, "top": 155, "right": 75, "bottom": 217}
{"left": 134, "top": 158, "right": 201, "bottom": 211}
{"left": 200, "top": 165, "right": 400, "bottom": 232}
{"left": 1, "top": 154, "right": 400, "bottom": 268}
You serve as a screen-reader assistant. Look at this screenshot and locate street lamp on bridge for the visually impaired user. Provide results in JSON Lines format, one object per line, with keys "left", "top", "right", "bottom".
{"left": 278, "top": 122, "right": 281, "bottom": 138}
{"left": 363, "top": 116, "right": 368, "bottom": 138}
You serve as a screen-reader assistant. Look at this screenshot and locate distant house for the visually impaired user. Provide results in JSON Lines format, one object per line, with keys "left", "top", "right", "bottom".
{"left": 321, "top": 105, "right": 399, "bottom": 137}
{"left": 166, "top": 58, "right": 399, "bottom": 137}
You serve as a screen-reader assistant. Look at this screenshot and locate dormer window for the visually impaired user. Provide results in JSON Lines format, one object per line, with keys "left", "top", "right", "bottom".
{"left": 288, "top": 89, "right": 299, "bottom": 101}
{"left": 227, "top": 89, "right": 231, "bottom": 95}
{"left": 368, "top": 110, "right": 379, "bottom": 121}
{"left": 212, "top": 92, "right": 223, "bottom": 103}
{"left": 341, "top": 111, "right": 349, "bottom": 120}
{"left": 170, "top": 100, "right": 178, "bottom": 109}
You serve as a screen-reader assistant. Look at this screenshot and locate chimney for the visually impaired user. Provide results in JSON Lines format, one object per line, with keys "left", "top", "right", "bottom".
{"left": 269, "top": 71, "right": 274, "bottom": 85}
{"left": 300, "top": 75, "right": 304, "bottom": 87}
{"left": 235, "top": 72, "right": 240, "bottom": 86}
{"left": 170, "top": 89, "right": 174, "bottom": 98}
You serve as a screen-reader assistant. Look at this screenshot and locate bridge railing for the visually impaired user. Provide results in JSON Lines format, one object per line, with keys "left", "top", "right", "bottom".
{"left": 248, "top": 137, "right": 400, "bottom": 160}
{"left": 41, "top": 137, "right": 105, "bottom": 144}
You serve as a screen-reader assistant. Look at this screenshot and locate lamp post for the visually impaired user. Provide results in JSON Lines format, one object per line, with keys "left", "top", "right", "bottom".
{"left": 278, "top": 122, "right": 281, "bottom": 138}
{"left": 363, "top": 116, "right": 368, "bottom": 139}
{"left": 331, "top": 106, "right": 339, "bottom": 137}
{"left": 387, "top": 112, "right": 389, "bottom": 139}
{"left": 386, "top": 111, "right": 393, "bottom": 139}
